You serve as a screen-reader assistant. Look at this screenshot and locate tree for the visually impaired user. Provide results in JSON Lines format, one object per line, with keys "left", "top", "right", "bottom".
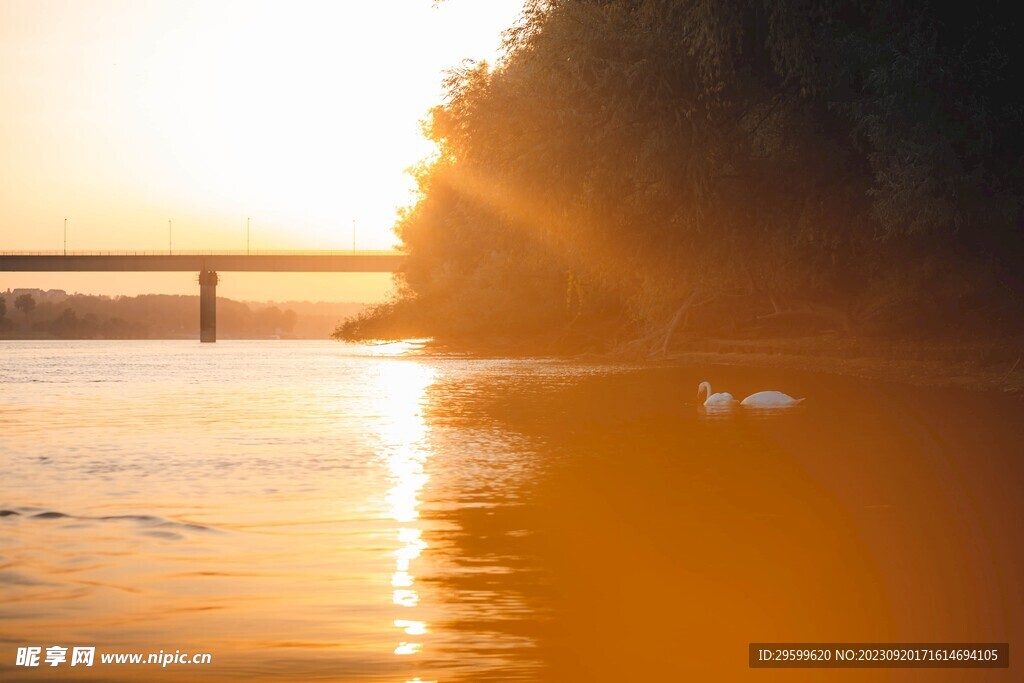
{"left": 101, "top": 317, "right": 131, "bottom": 339}
{"left": 15, "top": 294, "right": 35, "bottom": 318}
{"left": 50, "top": 308, "right": 78, "bottom": 339}
{"left": 281, "top": 309, "right": 297, "bottom": 334}
{"left": 339, "top": 0, "right": 1024, "bottom": 349}
{"left": 79, "top": 312, "right": 100, "bottom": 339}
{"left": 0, "top": 295, "right": 6, "bottom": 319}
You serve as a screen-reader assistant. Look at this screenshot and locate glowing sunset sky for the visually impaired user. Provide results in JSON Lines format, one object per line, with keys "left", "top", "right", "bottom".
{"left": 0, "top": 0, "right": 524, "bottom": 301}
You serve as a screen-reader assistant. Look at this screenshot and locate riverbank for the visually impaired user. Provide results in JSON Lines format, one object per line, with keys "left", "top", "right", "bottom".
{"left": 670, "top": 336, "right": 1024, "bottom": 394}
{"left": 420, "top": 334, "right": 1024, "bottom": 395}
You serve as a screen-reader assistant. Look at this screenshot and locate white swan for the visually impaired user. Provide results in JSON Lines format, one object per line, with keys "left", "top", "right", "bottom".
{"left": 740, "top": 390, "right": 805, "bottom": 407}
{"left": 698, "top": 381, "right": 736, "bottom": 406}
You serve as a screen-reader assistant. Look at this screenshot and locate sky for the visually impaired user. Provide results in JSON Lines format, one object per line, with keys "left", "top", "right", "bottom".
{"left": 0, "top": 0, "right": 524, "bottom": 302}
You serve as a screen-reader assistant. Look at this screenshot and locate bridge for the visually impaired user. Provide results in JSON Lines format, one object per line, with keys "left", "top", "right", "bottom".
{"left": 0, "top": 250, "right": 405, "bottom": 342}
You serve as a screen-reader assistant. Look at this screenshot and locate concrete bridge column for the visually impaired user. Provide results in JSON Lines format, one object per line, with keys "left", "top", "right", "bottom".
{"left": 199, "top": 270, "right": 218, "bottom": 343}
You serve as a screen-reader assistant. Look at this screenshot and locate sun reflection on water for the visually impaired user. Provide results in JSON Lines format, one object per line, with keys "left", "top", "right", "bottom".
{"left": 371, "top": 361, "right": 436, "bottom": 662}
{"left": 396, "top": 619, "right": 428, "bottom": 635}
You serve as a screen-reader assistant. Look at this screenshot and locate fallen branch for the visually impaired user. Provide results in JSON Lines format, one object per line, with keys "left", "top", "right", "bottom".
{"left": 649, "top": 290, "right": 706, "bottom": 359}
{"left": 1001, "top": 355, "right": 1021, "bottom": 381}
{"left": 754, "top": 300, "right": 852, "bottom": 331}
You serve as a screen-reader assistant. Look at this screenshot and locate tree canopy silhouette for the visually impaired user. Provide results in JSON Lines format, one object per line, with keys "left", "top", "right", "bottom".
{"left": 339, "top": 0, "right": 1024, "bottom": 352}
{"left": 15, "top": 294, "right": 36, "bottom": 318}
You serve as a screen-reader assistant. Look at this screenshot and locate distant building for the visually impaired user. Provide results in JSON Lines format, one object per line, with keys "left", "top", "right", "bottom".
{"left": 6, "top": 288, "right": 68, "bottom": 303}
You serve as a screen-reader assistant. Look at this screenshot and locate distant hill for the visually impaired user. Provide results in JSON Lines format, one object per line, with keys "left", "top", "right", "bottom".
{"left": 0, "top": 291, "right": 366, "bottom": 340}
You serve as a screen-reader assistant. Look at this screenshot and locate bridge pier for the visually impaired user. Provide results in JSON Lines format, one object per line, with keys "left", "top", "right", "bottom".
{"left": 199, "top": 270, "right": 218, "bottom": 343}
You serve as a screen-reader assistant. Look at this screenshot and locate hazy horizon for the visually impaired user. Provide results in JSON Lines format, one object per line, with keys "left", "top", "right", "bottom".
{"left": 0, "top": 271, "right": 393, "bottom": 303}
{"left": 0, "top": 0, "right": 525, "bottom": 300}
{"left": 1, "top": 282, "right": 374, "bottom": 306}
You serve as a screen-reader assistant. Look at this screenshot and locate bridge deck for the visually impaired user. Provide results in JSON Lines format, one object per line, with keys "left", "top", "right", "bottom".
{"left": 0, "top": 251, "right": 405, "bottom": 272}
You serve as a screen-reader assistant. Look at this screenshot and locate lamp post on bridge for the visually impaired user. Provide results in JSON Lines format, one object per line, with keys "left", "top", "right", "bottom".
{"left": 168, "top": 220, "right": 172, "bottom": 255}
{"left": 63, "top": 218, "right": 67, "bottom": 255}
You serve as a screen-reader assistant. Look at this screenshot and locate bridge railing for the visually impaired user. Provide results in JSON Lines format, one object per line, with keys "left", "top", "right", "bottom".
{"left": 0, "top": 249, "right": 404, "bottom": 256}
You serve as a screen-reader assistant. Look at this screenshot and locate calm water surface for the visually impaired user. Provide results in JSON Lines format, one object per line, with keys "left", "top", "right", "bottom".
{"left": 1, "top": 340, "right": 1022, "bottom": 681}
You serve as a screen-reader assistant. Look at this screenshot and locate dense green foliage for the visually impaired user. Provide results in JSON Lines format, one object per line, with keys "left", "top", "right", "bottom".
{"left": 339, "top": 0, "right": 1024, "bottom": 351}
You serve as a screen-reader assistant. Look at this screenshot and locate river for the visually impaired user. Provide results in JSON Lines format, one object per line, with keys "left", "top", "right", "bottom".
{"left": 1, "top": 340, "right": 1021, "bottom": 681}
